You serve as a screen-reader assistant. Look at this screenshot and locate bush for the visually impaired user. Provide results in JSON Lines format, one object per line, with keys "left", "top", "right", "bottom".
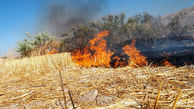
{"left": 17, "top": 12, "right": 193, "bottom": 55}
{"left": 61, "top": 12, "right": 161, "bottom": 51}
{"left": 60, "top": 12, "right": 194, "bottom": 52}
{"left": 17, "top": 38, "right": 35, "bottom": 57}
{"left": 17, "top": 32, "right": 60, "bottom": 57}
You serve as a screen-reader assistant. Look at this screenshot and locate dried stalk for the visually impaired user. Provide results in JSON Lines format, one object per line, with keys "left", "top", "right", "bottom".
{"left": 148, "top": 62, "right": 153, "bottom": 67}
{"left": 154, "top": 81, "right": 163, "bottom": 109}
{"left": 130, "top": 60, "right": 140, "bottom": 68}
{"left": 68, "top": 90, "right": 76, "bottom": 109}
{"left": 59, "top": 70, "right": 68, "bottom": 109}
{"left": 171, "top": 89, "right": 181, "bottom": 109}
{"left": 58, "top": 98, "right": 65, "bottom": 109}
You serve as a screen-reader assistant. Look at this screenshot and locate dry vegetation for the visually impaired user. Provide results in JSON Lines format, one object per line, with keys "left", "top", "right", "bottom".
{"left": 0, "top": 53, "right": 193, "bottom": 109}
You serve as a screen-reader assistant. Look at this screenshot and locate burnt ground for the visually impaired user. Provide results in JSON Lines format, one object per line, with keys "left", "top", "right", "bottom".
{"left": 109, "top": 37, "right": 194, "bottom": 67}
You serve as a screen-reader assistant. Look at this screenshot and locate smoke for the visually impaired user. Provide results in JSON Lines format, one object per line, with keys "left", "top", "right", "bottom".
{"left": 39, "top": 0, "right": 106, "bottom": 36}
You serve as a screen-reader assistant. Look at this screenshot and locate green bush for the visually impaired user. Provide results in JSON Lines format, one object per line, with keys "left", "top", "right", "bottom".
{"left": 17, "top": 38, "right": 35, "bottom": 57}
{"left": 17, "top": 32, "right": 59, "bottom": 57}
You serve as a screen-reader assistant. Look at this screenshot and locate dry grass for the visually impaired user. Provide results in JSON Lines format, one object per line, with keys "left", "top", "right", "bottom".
{"left": 0, "top": 53, "right": 73, "bottom": 76}
{"left": 0, "top": 53, "right": 193, "bottom": 109}
{"left": 154, "top": 82, "right": 163, "bottom": 109}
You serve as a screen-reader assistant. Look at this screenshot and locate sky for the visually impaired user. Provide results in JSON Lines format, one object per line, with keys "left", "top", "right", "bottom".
{"left": 0, "top": 0, "right": 194, "bottom": 56}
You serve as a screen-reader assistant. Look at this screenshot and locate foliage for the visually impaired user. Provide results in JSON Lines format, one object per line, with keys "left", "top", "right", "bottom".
{"left": 17, "top": 38, "right": 35, "bottom": 57}
{"left": 18, "top": 12, "right": 193, "bottom": 54}
{"left": 17, "top": 32, "right": 59, "bottom": 57}
{"left": 61, "top": 24, "right": 95, "bottom": 51}
{"left": 60, "top": 12, "right": 193, "bottom": 52}
{"left": 167, "top": 13, "right": 191, "bottom": 38}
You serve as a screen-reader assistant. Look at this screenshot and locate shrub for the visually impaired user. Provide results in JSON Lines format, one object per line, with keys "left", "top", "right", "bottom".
{"left": 17, "top": 37, "right": 35, "bottom": 57}
{"left": 17, "top": 32, "right": 60, "bottom": 57}
{"left": 60, "top": 12, "right": 194, "bottom": 52}
{"left": 17, "top": 12, "right": 193, "bottom": 55}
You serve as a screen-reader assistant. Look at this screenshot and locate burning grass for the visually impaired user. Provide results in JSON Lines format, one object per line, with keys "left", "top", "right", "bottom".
{"left": 0, "top": 53, "right": 193, "bottom": 109}
{"left": 72, "top": 30, "right": 148, "bottom": 68}
{"left": 72, "top": 30, "right": 113, "bottom": 67}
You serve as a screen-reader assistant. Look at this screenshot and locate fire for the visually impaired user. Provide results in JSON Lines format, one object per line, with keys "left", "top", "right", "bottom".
{"left": 162, "top": 58, "right": 174, "bottom": 67}
{"left": 112, "top": 56, "right": 128, "bottom": 68}
{"left": 48, "top": 49, "right": 58, "bottom": 55}
{"left": 72, "top": 30, "right": 113, "bottom": 67}
{"left": 72, "top": 30, "right": 148, "bottom": 68}
{"left": 122, "top": 40, "right": 148, "bottom": 67}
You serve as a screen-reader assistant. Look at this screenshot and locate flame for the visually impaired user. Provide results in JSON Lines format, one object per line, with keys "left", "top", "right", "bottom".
{"left": 122, "top": 40, "right": 148, "bottom": 67}
{"left": 112, "top": 56, "right": 128, "bottom": 67}
{"left": 72, "top": 30, "right": 148, "bottom": 68}
{"left": 48, "top": 49, "right": 58, "bottom": 55}
{"left": 162, "top": 58, "right": 174, "bottom": 67}
{"left": 72, "top": 30, "right": 113, "bottom": 67}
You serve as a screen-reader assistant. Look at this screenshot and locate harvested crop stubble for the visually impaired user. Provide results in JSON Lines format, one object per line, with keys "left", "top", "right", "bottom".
{"left": 0, "top": 53, "right": 193, "bottom": 109}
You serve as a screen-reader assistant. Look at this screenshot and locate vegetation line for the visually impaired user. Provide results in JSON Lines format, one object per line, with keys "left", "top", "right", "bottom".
{"left": 16, "top": 12, "right": 193, "bottom": 57}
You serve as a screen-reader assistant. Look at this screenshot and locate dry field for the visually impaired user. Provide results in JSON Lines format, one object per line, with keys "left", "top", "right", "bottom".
{"left": 0, "top": 53, "right": 193, "bottom": 109}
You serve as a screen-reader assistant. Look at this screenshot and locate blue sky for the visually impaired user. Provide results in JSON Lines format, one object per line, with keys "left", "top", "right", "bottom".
{"left": 0, "top": 0, "right": 194, "bottom": 56}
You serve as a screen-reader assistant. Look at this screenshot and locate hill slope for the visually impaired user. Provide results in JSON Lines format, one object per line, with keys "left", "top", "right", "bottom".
{"left": 161, "top": 6, "right": 194, "bottom": 26}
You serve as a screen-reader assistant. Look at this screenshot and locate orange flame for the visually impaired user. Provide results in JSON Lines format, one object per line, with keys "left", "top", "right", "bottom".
{"left": 162, "top": 58, "right": 174, "bottom": 67}
{"left": 72, "top": 30, "right": 113, "bottom": 67}
{"left": 72, "top": 30, "right": 148, "bottom": 67}
{"left": 48, "top": 49, "right": 58, "bottom": 55}
{"left": 122, "top": 40, "right": 148, "bottom": 67}
{"left": 112, "top": 56, "right": 128, "bottom": 67}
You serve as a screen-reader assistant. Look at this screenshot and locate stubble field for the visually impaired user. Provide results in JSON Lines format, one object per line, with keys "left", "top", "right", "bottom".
{"left": 0, "top": 53, "right": 193, "bottom": 109}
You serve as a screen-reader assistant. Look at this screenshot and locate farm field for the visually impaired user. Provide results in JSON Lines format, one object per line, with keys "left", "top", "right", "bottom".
{"left": 1, "top": 1, "right": 194, "bottom": 109}
{"left": 0, "top": 53, "right": 193, "bottom": 109}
